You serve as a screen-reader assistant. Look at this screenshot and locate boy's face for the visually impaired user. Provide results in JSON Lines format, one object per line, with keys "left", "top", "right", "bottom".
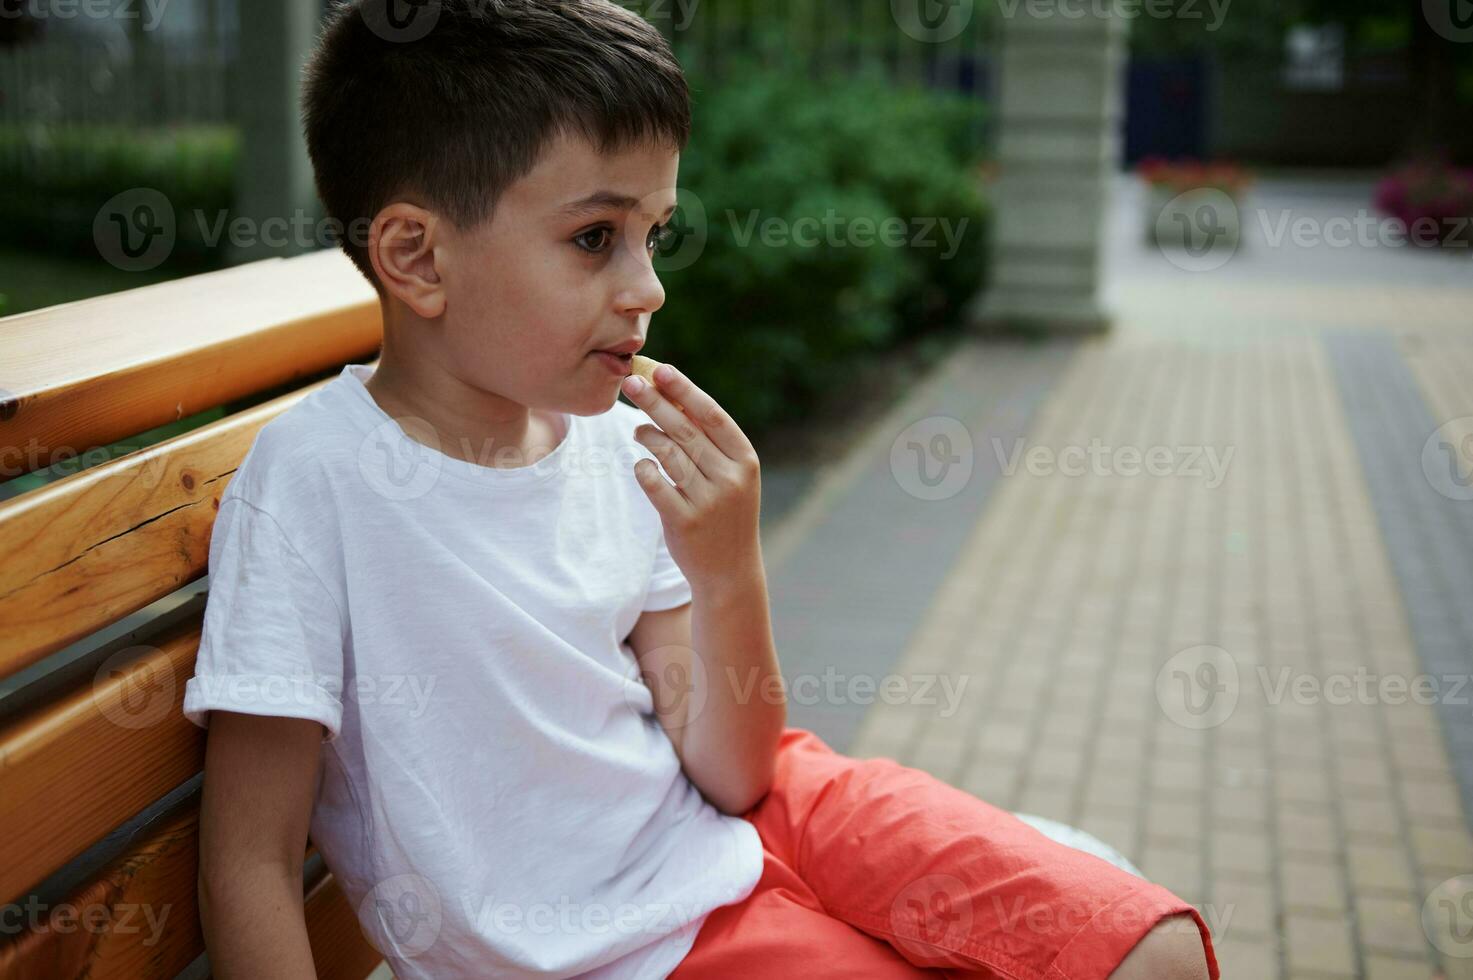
{"left": 433, "top": 129, "right": 680, "bottom": 417}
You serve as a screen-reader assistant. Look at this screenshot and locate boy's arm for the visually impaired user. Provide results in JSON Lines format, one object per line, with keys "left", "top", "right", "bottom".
{"left": 628, "top": 569, "right": 787, "bottom": 817}
{"left": 623, "top": 360, "right": 785, "bottom": 817}
{"left": 197, "top": 711, "right": 324, "bottom": 979}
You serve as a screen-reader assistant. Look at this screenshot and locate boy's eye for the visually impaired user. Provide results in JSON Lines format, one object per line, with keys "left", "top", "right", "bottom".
{"left": 574, "top": 222, "right": 676, "bottom": 256}
{"left": 649, "top": 222, "right": 677, "bottom": 253}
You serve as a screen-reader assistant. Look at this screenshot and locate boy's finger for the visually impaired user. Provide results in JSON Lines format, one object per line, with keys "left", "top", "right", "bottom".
{"left": 635, "top": 458, "right": 694, "bottom": 516}
{"left": 623, "top": 376, "right": 721, "bottom": 479}
{"left": 647, "top": 363, "right": 754, "bottom": 463}
{"left": 638, "top": 429, "right": 705, "bottom": 501}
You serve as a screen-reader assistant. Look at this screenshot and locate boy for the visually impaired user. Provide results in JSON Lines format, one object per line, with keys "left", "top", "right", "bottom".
{"left": 184, "top": 1, "right": 1219, "bottom": 977}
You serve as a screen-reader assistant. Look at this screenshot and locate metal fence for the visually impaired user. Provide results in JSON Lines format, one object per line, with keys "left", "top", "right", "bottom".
{"left": 1, "top": 0, "right": 992, "bottom": 129}
{"left": 0, "top": 0, "right": 994, "bottom": 235}
{"left": 0, "top": 0, "right": 239, "bottom": 127}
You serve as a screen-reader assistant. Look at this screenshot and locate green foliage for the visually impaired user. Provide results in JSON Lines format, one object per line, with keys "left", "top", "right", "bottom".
{"left": 649, "top": 56, "right": 990, "bottom": 435}
{"left": 0, "top": 67, "right": 992, "bottom": 439}
{"left": 0, "top": 124, "right": 237, "bottom": 264}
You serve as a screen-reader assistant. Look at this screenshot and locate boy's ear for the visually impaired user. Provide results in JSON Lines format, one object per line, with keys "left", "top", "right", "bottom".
{"left": 368, "top": 202, "right": 446, "bottom": 319}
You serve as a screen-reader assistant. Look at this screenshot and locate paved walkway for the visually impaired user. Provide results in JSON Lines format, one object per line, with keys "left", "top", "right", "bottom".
{"left": 760, "top": 176, "right": 1473, "bottom": 978}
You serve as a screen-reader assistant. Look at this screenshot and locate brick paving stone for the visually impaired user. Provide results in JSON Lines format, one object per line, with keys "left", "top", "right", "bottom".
{"left": 1445, "top": 956, "right": 1473, "bottom": 980}
{"left": 1355, "top": 895, "right": 1431, "bottom": 957}
{"left": 1278, "top": 805, "right": 1343, "bottom": 856}
{"left": 1410, "top": 825, "right": 1473, "bottom": 877}
{"left": 1362, "top": 956, "right": 1439, "bottom": 980}
{"left": 1286, "top": 911, "right": 1358, "bottom": 975}
{"left": 1282, "top": 858, "right": 1350, "bottom": 914}
{"left": 1078, "top": 812, "right": 1138, "bottom": 861}
{"left": 958, "top": 753, "right": 1020, "bottom": 810}
{"left": 1140, "top": 842, "right": 1205, "bottom": 906}
{"left": 1349, "top": 842, "right": 1420, "bottom": 895}
{"left": 1211, "top": 878, "right": 1275, "bottom": 938}
{"left": 1016, "top": 783, "right": 1075, "bottom": 823}
{"left": 1213, "top": 784, "right": 1271, "bottom": 829}
{"left": 1213, "top": 935, "right": 1280, "bottom": 977}
{"left": 1340, "top": 797, "right": 1403, "bottom": 840}
{"left": 821, "top": 182, "right": 1473, "bottom": 980}
{"left": 1213, "top": 828, "right": 1275, "bottom": 878}
{"left": 1402, "top": 776, "right": 1467, "bottom": 825}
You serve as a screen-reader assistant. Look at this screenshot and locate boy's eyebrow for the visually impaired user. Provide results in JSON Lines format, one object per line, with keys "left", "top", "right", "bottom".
{"left": 557, "top": 191, "right": 679, "bottom": 220}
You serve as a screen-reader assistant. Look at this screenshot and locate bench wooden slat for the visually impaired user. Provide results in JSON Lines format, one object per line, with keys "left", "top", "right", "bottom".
{"left": 306, "top": 868, "right": 391, "bottom": 980}
{"left": 0, "top": 251, "right": 390, "bottom": 977}
{"left": 0, "top": 800, "right": 382, "bottom": 979}
{"left": 0, "top": 613, "right": 205, "bottom": 904}
{"left": 0, "top": 361, "right": 378, "bottom": 679}
{"left": 0, "top": 250, "right": 380, "bottom": 481}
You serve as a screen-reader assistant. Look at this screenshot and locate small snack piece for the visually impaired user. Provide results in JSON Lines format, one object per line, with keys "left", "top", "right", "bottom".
{"left": 629, "top": 354, "right": 661, "bottom": 385}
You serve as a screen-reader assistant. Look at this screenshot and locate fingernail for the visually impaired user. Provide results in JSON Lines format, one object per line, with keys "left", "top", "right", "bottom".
{"left": 655, "top": 364, "right": 675, "bottom": 384}
{"left": 624, "top": 375, "right": 646, "bottom": 394}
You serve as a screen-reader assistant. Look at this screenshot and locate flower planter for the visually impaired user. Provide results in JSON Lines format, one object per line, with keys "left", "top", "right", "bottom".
{"left": 1374, "top": 156, "right": 1473, "bottom": 250}
{"left": 1145, "top": 184, "right": 1243, "bottom": 253}
{"left": 1135, "top": 158, "right": 1252, "bottom": 264}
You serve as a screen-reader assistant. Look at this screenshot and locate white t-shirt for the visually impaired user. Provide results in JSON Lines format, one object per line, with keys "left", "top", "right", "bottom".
{"left": 183, "top": 362, "right": 764, "bottom": 979}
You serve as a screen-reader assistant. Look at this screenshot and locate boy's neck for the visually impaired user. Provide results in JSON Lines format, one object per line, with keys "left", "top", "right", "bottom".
{"left": 363, "top": 351, "right": 565, "bottom": 471}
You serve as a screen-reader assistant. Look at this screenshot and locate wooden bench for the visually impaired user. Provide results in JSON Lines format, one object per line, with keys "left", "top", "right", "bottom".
{"left": 0, "top": 249, "right": 391, "bottom": 979}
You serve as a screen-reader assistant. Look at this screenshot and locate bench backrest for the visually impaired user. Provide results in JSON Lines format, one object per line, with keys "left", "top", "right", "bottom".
{"left": 0, "top": 250, "right": 387, "bottom": 979}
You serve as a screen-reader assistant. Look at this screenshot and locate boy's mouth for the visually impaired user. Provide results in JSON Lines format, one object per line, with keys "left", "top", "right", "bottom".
{"left": 591, "top": 350, "right": 634, "bottom": 376}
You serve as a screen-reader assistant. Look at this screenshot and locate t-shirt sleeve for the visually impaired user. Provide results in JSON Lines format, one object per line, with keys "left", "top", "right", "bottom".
{"left": 643, "top": 523, "right": 692, "bottom": 612}
{"left": 183, "top": 497, "right": 347, "bottom": 742}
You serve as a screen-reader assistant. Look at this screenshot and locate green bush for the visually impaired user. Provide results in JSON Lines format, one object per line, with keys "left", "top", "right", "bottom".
{"left": 1, "top": 63, "right": 990, "bottom": 439}
{"left": 649, "top": 56, "right": 990, "bottom": 434}
{"left": 0, "top": 124, "right": 237, "bottom": 266}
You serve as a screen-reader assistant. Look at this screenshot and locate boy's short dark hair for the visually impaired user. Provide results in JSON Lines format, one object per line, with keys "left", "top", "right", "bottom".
{"left": 301, "top": 0, "right": 691, "bottom": 291}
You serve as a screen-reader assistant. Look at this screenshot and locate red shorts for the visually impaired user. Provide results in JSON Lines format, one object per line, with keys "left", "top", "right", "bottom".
{"left": 670, "top": 727, "right": 1220, "bottom": 980}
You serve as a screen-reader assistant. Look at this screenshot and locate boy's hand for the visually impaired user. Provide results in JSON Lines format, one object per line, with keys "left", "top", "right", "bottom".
{"left": 623, "top": 362, "right": 762, "bottom": 592}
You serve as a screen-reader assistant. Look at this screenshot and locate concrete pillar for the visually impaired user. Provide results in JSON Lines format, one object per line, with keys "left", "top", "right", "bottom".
{"left": 971, "top": 6, "right": 1128, "bottom": 334}
{"left": 229, "top": 0, "right": 321, "bottom": 264}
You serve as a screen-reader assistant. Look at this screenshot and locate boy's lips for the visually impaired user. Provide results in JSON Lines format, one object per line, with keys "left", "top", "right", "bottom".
{"left": 595, "top": 337, "right": 645, "bottom": 355}
{"left": 592, "top": 350, "right": 633, "bottom": 376}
